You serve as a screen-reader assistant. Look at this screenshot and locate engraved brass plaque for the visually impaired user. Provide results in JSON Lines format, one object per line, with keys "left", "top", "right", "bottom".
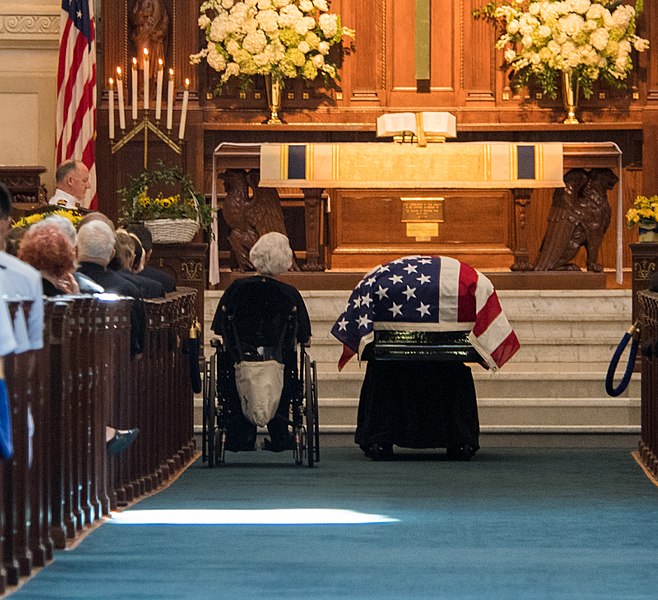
{"left": 401, "top": 197, "right": 445, "bottom": 222}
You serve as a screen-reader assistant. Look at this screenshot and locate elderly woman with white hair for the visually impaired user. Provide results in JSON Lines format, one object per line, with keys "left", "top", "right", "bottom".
{"left": 210, "top": 232, "right": 311, "bottom": 453}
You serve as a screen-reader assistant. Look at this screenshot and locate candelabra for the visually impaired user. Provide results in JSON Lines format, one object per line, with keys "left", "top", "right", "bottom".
{"left": 108, "top": 49, "right": 190, "bottom": 170}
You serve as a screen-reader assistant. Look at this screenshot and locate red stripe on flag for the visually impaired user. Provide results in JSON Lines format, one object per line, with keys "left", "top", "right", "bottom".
{"left": 56, "top": 1, "right": 96, "bottom": 208}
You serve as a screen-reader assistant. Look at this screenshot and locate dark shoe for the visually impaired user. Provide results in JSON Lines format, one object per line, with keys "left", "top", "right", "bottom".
{"left": 107, "top": 428, "right": 140, "bottom": 456}
{"left": 446, "top": 445, "right": 474, "bottom": 461}
{"left": 368, "top": 443, "right": 394, "bottom": 461}
{"left": 263, "top": 435, "right": 295, "bottom": 453}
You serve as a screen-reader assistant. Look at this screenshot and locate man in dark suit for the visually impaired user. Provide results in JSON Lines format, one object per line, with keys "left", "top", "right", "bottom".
{"left": 76, "top": 220, "right": 145, "bottom": 356}
{"left": 125, "top": 224, "right": 176, "bottom": 292}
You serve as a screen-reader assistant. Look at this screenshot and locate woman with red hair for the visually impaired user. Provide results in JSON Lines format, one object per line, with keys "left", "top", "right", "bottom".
{"left": 18, "top": 223, "right": 80, "bottom": 296}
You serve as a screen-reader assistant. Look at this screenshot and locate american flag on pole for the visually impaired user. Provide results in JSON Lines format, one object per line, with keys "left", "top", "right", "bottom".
{"left": 56, "top": 0, "right": 97, "bottom": 209}
{"left": 331, "top": 256, "right": 520, "bottom": 371}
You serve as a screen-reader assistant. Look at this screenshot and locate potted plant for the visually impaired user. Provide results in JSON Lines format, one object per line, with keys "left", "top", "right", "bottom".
{"left": 626, "top": 195, "right": 658, "bottom": 242}
{"left": 119, "top": 164, "right": 212, "bottom": 244}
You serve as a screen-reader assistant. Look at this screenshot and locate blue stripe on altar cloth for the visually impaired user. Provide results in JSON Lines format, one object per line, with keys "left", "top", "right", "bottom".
{"left": 517, "top": 145, "right": 536, "bottom": 180}
{"left": 288, "top": 145, "right": 307, "bottom": 179}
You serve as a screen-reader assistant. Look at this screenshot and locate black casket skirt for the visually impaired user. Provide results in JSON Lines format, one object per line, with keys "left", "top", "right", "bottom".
{"left": 355, "top": 360, "right": 480, "bottom": 452}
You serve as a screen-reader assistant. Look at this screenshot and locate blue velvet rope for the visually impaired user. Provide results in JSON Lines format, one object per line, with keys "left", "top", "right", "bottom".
{"left": 605, "top": 322, "right": 639, "bottom": 397}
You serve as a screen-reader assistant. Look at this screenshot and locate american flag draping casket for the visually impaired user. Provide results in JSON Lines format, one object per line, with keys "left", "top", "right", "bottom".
{"left": 330, "top": 256, "right": 520, "bottom": 371}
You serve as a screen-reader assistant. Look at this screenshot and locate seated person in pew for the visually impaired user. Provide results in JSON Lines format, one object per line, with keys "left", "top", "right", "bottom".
{"left": 211, "top": 232, "right": 311, "bottom": 452}
{"left": 125, "top": 223, "right": 177, "bottom": 293}
{"left": 109, "top": 230, "right": 165, "bottom": 299}
{"left": 331, "top": 255, "right": 520, "bottom": 461}
{"left": 76, "top": 219, "right": 146, "bottom": 356}
{"left": 17, "top": 220, "right": 139, "bottom": 455}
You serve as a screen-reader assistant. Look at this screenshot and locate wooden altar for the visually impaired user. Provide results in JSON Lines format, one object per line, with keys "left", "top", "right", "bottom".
{"left": 212, "top": 141, "right": 622, "bottom": 286}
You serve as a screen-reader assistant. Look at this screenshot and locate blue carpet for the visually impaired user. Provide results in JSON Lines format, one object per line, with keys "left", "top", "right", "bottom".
{"left": 10, "top": 447, "right": 658, "bottom": 599}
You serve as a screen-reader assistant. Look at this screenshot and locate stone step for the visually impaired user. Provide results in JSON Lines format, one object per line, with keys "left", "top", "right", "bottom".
{"left": 201, "top": 288, "right": 637, "bottom": 434}
{"left": 317, "top": 396, "right": 640, "bottom": 430}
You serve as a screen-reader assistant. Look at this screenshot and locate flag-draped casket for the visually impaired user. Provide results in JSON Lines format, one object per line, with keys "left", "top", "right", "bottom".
{"left": 331, "top": 255, "right": 520, "bottom": 371}
{"left": 330, "top": 256, "right": 520, "bottom": 455}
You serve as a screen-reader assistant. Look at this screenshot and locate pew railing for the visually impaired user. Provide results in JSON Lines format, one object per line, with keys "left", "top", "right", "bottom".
{"left": 1, "top": 289, "right": 198, "bottom": 593}
{"left": 638, "top": 290, "right": 658, "bottom": 479}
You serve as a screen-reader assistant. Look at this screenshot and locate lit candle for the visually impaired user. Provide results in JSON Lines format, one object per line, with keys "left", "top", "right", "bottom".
{"left": 166, "top": 68, "right": 174, "bottom": 131}
{"left": 108, "top": 77, "right": 115, "bottom": 139}
{"left": 131, "top": 57, "right": 138, "bottom": 120}
{"left": 116, "top": 67, "right": 126, "bottom": 130}
{"left": 178, "top": 78, "right": 190, "bottom": 140}
{"left": 155, "top": 58, "right": 164, "bottom": 121}
{"left": 143, "top": 48, "right": 150, "bottom": 111}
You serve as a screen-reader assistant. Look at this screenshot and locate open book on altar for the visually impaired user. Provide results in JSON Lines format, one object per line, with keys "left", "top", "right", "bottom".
{"left": 376, "top": 112, "right": 457, "bottom": 145}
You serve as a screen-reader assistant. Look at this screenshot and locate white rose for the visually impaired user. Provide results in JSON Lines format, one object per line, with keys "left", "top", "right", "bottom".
{"left": 311, "top": 54, "right": 325, "bottom": 68}
{"left": 572, "top": 0, "right": 590, "bottom": 15}
{"left": 298, "top": 41, "right": 310, "bottom": 54}
{"left": 221, "top": 0, "right": 235, "bottom": 9}
{"left": 256, "top": 10, "right": 279, "bottom": 33}
{"left": 243, "top": 29, "right": 267, "bottom": 54}
{"left": 207, "top": 46, "right": 227, "bottom": 72}
{"left": 319, "top": 13, "right": 338, "bottom": 38}
{"left": 590, "top": 27, "right": 609, "bottom": 51}
{"left": 504, "top": 48, "right": 517, "bottom": 63}
{"left": 257, "top": 0, "right": 273, "bottom": 8}
{"left": 313, "top": 0, "right": 329, "bottom": 11}
{"left": 299, "top": 0, "right": 314, "bottom": 12}
{"left": 318, "top": 41, "right": 330, "bottom": 55}
{"left": 507, "top": 20, "right": 520, "bottom": 35}
{"left": 586, "top": 4, "right": 605, "bottom": 20}
{"left": 198, "top": 15, "right": 211, "bottom": 29}
{"left": 538, "top": 25, "right": 551, "bottom": 38}
{"left": 634, "top": 37, "right": 650, "bottom": 52}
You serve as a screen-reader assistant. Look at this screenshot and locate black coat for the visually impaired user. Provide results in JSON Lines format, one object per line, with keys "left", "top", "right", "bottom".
{"left": 77, "top": 262, "right": 146, "bottom": 355}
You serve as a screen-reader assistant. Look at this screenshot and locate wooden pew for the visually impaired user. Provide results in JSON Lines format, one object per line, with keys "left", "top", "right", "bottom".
{"left": 0, "top": 288, "right": 198, "bottom": 590}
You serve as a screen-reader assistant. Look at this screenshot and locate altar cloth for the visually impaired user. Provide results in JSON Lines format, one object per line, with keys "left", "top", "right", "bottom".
{"left": 259, "top": 141, "right": 564, "bottom": 189}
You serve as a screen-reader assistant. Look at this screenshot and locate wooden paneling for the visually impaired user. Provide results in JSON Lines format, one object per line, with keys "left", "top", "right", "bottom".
{"left": 329, "top": 188, "right": 513, "bottom": 270}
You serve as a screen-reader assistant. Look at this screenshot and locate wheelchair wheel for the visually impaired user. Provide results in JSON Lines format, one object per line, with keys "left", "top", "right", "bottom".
{"left": 206, "top": 356, "right": 218, "bottom": 468}
{"left": 303, "top": 354, "right": 318, "bottom": 467}
{"left": 293, "top": 425, "right": 306, "bottom": 467}
{"left": 202, "top": 359, "right": 211, "bottom": 462}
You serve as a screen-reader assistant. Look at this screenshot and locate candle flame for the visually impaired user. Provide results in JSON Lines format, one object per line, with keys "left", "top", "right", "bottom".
{"left": 109, "top": 77, "right": 114, "bottom": 86}
{"left": 116, "top": 66, "right": 122, "bottom": 77}
{"left": 132, "top": 57, "right": 137, "bottom": 66}
{"left": 143, "top": 47, "right": 149, "bottom": 56}
{"left": 169, "top": 68, "right": 174, "bottom": 77}
{"left": 158, "top": 58, "right": 163, "bottom": 67}
{"left": 185, "top": 78, "right": 190, "bottom": 88}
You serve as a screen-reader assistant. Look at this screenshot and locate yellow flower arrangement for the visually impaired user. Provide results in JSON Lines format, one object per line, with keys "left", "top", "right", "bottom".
{"left": 626, "top": 195, "right": 658, "bottom": 229}
{"left": 12, "top": 208, "right": 84, "bottom": 229}
{"left": 119, "top": 165, "right": 212, "bottom": 231}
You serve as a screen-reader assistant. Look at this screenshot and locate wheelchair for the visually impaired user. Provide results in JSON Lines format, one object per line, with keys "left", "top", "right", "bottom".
{"left": 202, "top": 277, "right": 319, "bottom": 467}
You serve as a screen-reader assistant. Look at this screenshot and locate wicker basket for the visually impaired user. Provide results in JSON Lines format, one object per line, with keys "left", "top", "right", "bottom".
{"left": 144, "top": 218, "right": 199, "bottom": 244}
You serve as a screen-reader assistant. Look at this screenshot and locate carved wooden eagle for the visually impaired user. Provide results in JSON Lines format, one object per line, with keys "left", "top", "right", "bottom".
{"left": 221, "top": 169, "right": 294, "bottom": 272}
{"left": 535, "top": 168, "right": 617, "bottom": 273}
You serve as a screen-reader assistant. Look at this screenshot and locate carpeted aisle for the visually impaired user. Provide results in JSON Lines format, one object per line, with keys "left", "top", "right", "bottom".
{"left": 9, "top": 447, "right": 658, "bottom": 599}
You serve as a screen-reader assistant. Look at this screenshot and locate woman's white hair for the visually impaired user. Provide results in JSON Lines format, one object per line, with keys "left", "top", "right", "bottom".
{"left": 249, "top": 231, "right": 292, "bottom": 276}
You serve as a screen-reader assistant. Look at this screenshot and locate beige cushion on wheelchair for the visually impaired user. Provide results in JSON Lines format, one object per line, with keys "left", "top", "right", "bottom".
{"left": 234, "top": 360, "right": 284, "bottom": 427}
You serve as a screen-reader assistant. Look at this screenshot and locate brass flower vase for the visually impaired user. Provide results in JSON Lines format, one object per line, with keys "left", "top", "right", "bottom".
{"left": 265, "top": 74, "right": 283, "bottom": 125}
{"left": 561, "top": 71, "right": 580, "bottom": 125}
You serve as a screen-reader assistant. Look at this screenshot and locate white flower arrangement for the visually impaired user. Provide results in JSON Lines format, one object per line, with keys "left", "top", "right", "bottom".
{"left": 473, "top": 0, "right": 649, "bottom": 99}
{"left": 190, "top": 0, "right": 355, "bottom": 86}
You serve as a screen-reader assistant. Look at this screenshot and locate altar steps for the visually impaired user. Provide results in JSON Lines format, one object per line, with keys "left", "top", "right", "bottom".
{"left": 203, "top": 289, "right": 638, "bottom": 446}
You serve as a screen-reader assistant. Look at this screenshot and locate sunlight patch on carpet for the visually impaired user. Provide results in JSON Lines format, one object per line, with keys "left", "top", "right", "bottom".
{"left": 109, "top": 508, "right": 400, "bottom": 526}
